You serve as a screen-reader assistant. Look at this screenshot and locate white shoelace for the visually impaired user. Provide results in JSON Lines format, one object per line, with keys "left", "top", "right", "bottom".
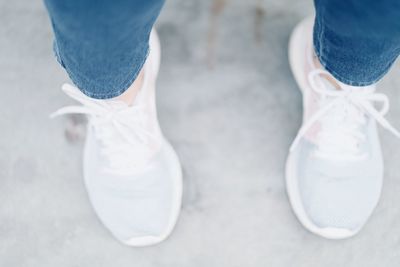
{"left": 290, "top": 69, "right": 400, "bottom": 160}
{"left": 51, "top": 83, "right": 159, "bottom": 174}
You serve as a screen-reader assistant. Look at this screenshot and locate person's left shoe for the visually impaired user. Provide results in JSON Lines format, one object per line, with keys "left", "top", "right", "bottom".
{"left": 51, "top": 30, "right": 182, "bottom": 246}
{"left": 286, "top": 17, "right": 400, "bottom": 239}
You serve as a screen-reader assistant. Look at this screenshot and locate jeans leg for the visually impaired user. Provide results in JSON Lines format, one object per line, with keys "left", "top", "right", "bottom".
{"left": 314, "top": 0, "right": 400, "bottom": 86}
{"left": 44, "top": 0, "right": 165, "bottom": 99}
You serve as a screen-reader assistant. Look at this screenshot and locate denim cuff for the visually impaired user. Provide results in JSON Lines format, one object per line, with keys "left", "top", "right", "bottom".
{"left": 313, "top": 16, "right": 398, "bottom": 86}
{"left": 53, "top": 39, "right": 149, "bottom": 100}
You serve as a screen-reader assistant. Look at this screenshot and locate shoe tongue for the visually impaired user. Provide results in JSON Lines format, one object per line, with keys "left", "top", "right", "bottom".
{"left": 105, "top": 99, "right": 130, "bottom": 110}
{"left": 319, "top": 75, "right": 376, "bottom": 93}
{"left": 306, "top": 76, "right": 370, "bottom": 154}
{"left": 336, "top": 80, "right": 376, "bottom": 92}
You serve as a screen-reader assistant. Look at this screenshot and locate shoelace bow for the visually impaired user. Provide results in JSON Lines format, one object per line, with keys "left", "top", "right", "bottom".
{"left": 290, "top": 69, "right": 400, "bottom": 157}
{"left": 51, "top": 83, "right": 159, "bottom": 174}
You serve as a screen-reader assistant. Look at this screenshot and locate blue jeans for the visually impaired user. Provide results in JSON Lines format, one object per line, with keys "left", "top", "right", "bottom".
{"left": 314, "top": 0, "right": 400, "bottom": 86}
{"left": 44, "top": 0, "right": 400, "bottom": 99}
{"left": 44, "top": 0, "right": 165, "bottom": 99}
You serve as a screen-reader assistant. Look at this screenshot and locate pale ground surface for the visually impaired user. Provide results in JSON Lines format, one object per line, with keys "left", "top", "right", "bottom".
{"left": 1, "top": 0, "right": 400, "bottom": 266}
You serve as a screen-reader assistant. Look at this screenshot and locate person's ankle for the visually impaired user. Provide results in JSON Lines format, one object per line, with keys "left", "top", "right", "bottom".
{"left": 312, "top": 52, "right": 342, "bottom": 90}
{"left": 115, "top": 69, "right": 144, "bottom": 105}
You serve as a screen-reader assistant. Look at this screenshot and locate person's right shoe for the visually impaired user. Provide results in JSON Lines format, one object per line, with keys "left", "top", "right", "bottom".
{"left": 286, "top": 17, "right": 400, "bottom": 239}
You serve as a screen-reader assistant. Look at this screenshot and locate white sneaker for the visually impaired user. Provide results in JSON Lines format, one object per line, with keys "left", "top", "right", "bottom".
{"left": 51, "top": 30, "right": 182, "bottom": 246}
{"left": 286, "top": 17, "right": 400, "bottom": 239}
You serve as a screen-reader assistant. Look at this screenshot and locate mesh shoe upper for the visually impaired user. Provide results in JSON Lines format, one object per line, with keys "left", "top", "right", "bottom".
{"left": 293, "top": 124, "right": 383, "bottom": 229}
